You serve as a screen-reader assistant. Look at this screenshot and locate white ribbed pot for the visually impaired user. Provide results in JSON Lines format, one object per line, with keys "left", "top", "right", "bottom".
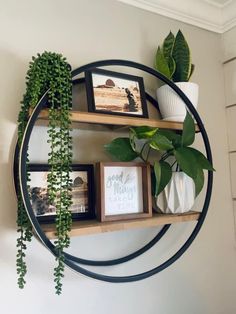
{"left": 156, "top": 172, "right": 195, "bottom": 214}
{"left": 156, "top": 82, "right": 199, "bottom": 122}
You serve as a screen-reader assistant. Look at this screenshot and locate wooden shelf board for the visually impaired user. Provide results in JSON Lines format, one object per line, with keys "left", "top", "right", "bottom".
{"left": 41, "top": 211, "right": 200, "bottom": 239}
{"left": 31, "top": 109, "right": 199, "bottom": 131}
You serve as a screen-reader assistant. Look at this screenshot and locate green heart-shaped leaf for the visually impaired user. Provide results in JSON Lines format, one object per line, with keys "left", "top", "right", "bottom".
{"left": 182, "top": 111, "right": 195, "bottom": 147}
{"left": 188, "top": 147, "right": 215, "bottom": 171}
{"left": 104, "top": 138, "right": 138, "bottom": 161}
{"left": 157, "top": 129, "right": 178, "bottom": 142}
{"left": 150, "top": 134, "right": 173, "bottom": 151}
{"left": 130, "top": 126, "right": 158, "bottom": 139}
{"left": 174, "top": 147, "right": 198, "bottom": 179}
{"left": 193, "top": 167, "right": 204, "bottom": 197}
{"left": 154, "top": 160, "right": 172, "bottom": 196}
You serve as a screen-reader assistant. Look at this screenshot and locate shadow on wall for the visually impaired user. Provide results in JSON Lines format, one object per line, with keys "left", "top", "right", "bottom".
{"left": 0, "top": 48, "right": 29, "bottom": 231}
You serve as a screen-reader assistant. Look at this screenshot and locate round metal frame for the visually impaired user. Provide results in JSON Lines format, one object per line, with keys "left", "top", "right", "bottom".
{"left": 17, "top": 59, "right": 213, "bottom": 282}
{"left": 14, "top": 81, "right": 170, "bottom": 267}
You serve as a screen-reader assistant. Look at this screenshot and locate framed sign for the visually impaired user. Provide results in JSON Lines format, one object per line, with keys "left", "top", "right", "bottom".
{"left": 96, "top": 162, "right": 152, "bottom": 222}
{"left": 28, "top": 164, "right": 95, "bottom": 223}
{"left": 85, "top": 68, "right": 148, "bottom": 118}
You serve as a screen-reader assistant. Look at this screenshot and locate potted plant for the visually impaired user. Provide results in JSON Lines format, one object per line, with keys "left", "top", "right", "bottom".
{"left": 104, "top": 112, "right": 214, "bottom": 213}
{"left": 17, "top": 51, "right": 72, "bottom": 294}
{"left": 155, "top": 30, "right": 198, "bottom": 122}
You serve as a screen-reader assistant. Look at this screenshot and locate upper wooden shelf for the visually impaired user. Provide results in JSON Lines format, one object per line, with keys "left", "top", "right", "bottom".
{"left": 30, "top": 109, "right": 199, "bottom": 131}
{"left": 41, "top": 211, "right": 200, "bottom": 239}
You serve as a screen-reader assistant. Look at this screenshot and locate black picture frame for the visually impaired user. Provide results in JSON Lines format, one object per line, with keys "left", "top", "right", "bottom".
{"left": 85, "top": 68, "right": 148, "bottom": 118}
{"left": 28, "top": 164, "right": 95, "bottom": 223}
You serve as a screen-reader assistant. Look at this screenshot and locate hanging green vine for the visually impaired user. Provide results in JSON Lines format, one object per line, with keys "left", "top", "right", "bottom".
{"left": 17, "top": 51, "right": 72, "bottom": 294}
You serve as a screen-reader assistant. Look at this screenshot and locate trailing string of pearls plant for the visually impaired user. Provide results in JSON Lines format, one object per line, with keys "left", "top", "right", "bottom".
{"left": 16, "top": 51, "right": 73, "bottom": 295}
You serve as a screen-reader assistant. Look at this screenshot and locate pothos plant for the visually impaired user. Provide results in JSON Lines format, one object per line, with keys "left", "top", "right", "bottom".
{"left": 105, "top": 112, "right": 214, "bottom": 197}
{"left": 17, "top": 51, "right": 72, "bottom": 295}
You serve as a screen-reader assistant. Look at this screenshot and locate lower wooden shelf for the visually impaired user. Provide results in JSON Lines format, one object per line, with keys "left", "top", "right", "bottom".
{"left": 41, "top": 211, "right": 200, "bottom": 239}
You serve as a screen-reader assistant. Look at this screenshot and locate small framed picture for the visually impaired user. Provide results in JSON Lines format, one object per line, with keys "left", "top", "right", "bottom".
{"left": 96, "top": 162, "right": 152, "bottom": 222}
{"left": 85, "top": 68, "right": 148, "bottom": 118}
{"left": 28, "top": 164, "right": 95, "bottom": 223}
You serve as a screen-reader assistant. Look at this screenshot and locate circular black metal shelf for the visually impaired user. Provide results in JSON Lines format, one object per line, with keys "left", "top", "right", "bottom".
{"left": 15, "top": 59, "right": 213, "bottom": 282}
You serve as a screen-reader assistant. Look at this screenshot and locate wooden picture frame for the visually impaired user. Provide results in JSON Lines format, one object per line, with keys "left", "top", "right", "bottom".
{"left": 28, "top": 164, "right": 95, "bottom": 223}
{"left": 85, "top": 68, "right": 148, "bottom": 118}
{"left": 96, "top": 162, "right": 152, "bottom": 222}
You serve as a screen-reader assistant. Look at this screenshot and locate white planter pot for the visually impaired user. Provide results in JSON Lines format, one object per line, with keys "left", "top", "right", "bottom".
{"left": 156, "top": 82, "right": 199, "bottom": 122}
{"left": 156, "top": 172, "right": 195, "bottom": 214}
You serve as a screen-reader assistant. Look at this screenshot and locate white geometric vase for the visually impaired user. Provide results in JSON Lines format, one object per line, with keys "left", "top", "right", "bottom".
{"left": 156, "top": 82, "right": 199, "bottom": 122}
{"left": 156, "top": 172, "right": 195, "bottom": 214}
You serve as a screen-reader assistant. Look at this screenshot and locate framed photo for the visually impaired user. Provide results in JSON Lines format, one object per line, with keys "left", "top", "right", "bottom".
{"left": 85, "top": 68, "right": 148, "bottom": 118}
{"left": 28, "top": 164, "right": 95, "bottom": 223}
{"left": 96, "top": 162, "right": 152, "bottom": 222}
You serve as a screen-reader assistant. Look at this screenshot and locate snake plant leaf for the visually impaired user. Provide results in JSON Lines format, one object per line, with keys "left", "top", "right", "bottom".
{"left": 155, "top": 46, "right": 172, "bottom": 79}
{"left": 168, "top": 56, "right": 176, "bottom": 79}
{"left": 104, "top": 137, "right": 138, "bottom": 161}
{"left": 189, "top": 64, "right": 195, "bottom": 80}
{"left": 181, "top": 111, "right": 195, "bottom": 146}
{"left": 187, "top": 147, "right": 215, "bottom": 171}
{"left": 130, "top": 126, "right": 158, "bottom": 139}
{"left": 193, "top": 167, "right": 204, "bottom": 196}
{"left": 163, "top": 31, "right": 176, "bottom": 78}
{"left": 150, "top": 133, "right": 174, "bottom": 151}
{"left": 154, "top": 160, "right": 172, "bottom": 196}
{"left": 174, "top": 146, "right": 198, "bottom": 179}
{"left": 172, "top": 30, "right": 191, "bottom": 82}
{"left": 163, "top": 31, "right": 175, "bottom": 59}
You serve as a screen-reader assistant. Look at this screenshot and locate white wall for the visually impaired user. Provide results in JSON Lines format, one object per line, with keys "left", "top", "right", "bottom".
{"left": 222, "top": 26, "right": 236, "bottom": 243}
{"left": 1, "top": 0, "right": 236, "bottom": 313}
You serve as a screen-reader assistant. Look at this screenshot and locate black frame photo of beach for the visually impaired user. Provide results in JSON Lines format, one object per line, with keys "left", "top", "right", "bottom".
{"left": 28, "top": 164, "right": 95, "bottom": 223}
{"left": 85, "top": 68, "right": 148, "bottom": 118}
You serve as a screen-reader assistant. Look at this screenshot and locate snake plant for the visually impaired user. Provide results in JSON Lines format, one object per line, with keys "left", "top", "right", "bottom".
{"left": 155, "top": 30, "right": 195, "bottom": 82}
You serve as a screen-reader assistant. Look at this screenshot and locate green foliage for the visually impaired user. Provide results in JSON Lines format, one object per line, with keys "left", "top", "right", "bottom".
{"left": 16, "top": 192, "right": 32, "bottom": 289}
{"left": 104, "top": 138, "right": 139, "bottom": 161}
{"left": 154, "top": 30, "right": 194, "bottom": 82}
{"left": 17, "top": 51, "right": 72, "bottom": 295}
{"left": 149, "top": 133, "right": 173, "bottom": 151}
{"left": 172, "top": 30, "right": 191, "bottom": 82}
{"left": 130, "top": 126, "right": 158, "bottom": 139}
{"left": 105, "top": 112, "right": 214, "bottom": 197}
{"left": 163, "top": 32, "right": 175, "bottom": 61}
{"left": 174, "top": 147, "right": 198, "bottom": 178}
{"left": 154, "top": 160, "right": 172, "bottom": 196}
{"left": 181, "top": 110, "right": 195, "bottom": 146}
{"left": 155, "top": 47, "right": 172, "bottom": 80}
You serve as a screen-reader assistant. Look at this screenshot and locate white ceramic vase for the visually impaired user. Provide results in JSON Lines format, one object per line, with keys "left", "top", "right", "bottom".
{"left": 156, "top": 82, "right": 199, "bottom": 122}
{"left": 156, "top": 172, "right": 195, "bottom": 214}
